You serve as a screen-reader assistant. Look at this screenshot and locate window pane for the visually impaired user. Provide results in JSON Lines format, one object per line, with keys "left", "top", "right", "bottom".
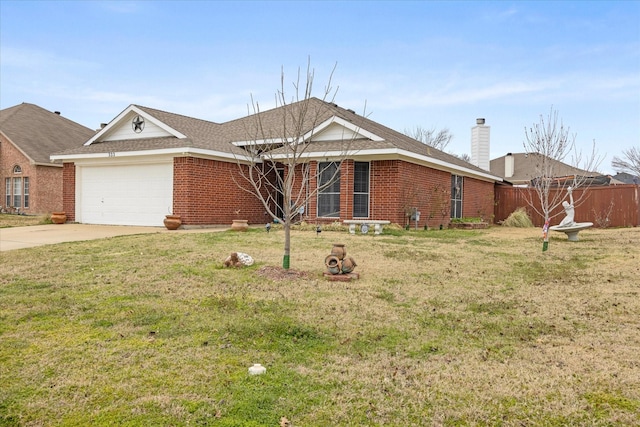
{"left": 23, "top": 177, "right": 29, "bottom": 208}
{"left": 450, "top": 175, "right": 463, "bottom": 219}
{"left": 13, "top": 178, "right": 22, "bottom": 208}
{"left": 353, "top": 162, "right": 369, "bottom": 217}
{"left": 353, "top": 194, "right": 369, "bottom": 217}
{"left": 318, "top": 162, "right": 340, "bottom": 217}
{"left": 5, "top": 178, "right": 10, "bottom": 207}
{"left": 318, "top": 193, "right": 340, "bottom": 217}
{"left": 353, "top": 162, "right": 369, "bottom": 193}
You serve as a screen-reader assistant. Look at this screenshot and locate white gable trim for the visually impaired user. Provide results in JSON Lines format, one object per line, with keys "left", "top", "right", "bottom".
{"left": 231, "top": 115, "right": 383, "bottom": 147}
{"left": 305, "top": 116, "right": 383, "bottom": 142}
{"left": 84, "top": 105, "right": 187, "bottom": 146}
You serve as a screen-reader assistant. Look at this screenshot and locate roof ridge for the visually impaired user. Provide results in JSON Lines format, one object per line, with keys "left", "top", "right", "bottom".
{"left": 134, "top": 105, "right": 220, "bottom": 126}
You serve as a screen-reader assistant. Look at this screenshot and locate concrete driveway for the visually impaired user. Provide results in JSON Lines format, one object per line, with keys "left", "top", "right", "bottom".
{"left": 0, "top": 224, "right": 215, "bottom": 252}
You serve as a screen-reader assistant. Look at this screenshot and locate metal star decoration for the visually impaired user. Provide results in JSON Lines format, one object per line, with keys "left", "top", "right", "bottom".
{"left": 132, "top": 115, "right": 145, "bottom": 133}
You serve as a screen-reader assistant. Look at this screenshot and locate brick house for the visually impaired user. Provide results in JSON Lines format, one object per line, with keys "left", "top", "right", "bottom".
{"left": 0, "top": 103, "right": 94, "bottom": 214}
{"left": 51, "top": 98, "right": 502, "bottom": 228}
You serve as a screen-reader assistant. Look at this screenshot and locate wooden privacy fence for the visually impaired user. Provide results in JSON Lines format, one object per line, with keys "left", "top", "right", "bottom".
{"left": 494, "top": 184, "right": 640, "bottom": 228}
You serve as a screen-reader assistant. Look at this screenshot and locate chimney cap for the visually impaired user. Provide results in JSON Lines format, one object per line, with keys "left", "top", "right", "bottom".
{"left": 476, "top": 118, "right": 485, "bottom": 125}
{"left": 54, "top": 111, "right": 61, "bottom": 115}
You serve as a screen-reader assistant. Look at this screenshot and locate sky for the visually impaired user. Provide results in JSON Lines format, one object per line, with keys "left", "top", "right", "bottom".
{"left": 1, "top": 1, "right": 638, "bottom": 174}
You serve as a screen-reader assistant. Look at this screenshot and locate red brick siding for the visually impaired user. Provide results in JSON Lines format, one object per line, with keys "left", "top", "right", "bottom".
{"left": 0, "top": 135, "right": 64, "bottom": 214}
{"left": 173, "top": 157, "right": 265, "bottom": 225}
{"left": 301, "top": 159, "right": 491, "bottom": 229}
{"left": 462, "top": 177, "right": 495, "bottom": 221}
{"left": 62, "top": 163, "right": 76, "bottom": 221}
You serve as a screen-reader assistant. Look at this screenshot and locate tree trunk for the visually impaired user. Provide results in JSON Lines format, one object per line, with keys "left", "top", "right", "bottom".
{"left": 283, "top": 221, "right": 291, "bottom": 269}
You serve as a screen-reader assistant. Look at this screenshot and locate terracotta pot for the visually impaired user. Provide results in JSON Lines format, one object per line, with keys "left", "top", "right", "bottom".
{"left": 324, "top": 255, "right": 341, "bottom": 275}
{"left": 51, "top": 212, "right": 67, "bottom": 224}
{"left": 164, "top": 215, "right": 181, "bottom": 230}
{"left": 231, "top": 219, "right": 249, "bottom": 231}
{"left": 341, "top": 257, "right": 357, "bottom": 274}
{"left": 331, "top": 243, "right": 346, "bottom": 260}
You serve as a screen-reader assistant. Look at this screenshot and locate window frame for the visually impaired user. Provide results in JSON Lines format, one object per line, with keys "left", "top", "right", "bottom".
{"left": 13, "top": 177, "right": 22, "bottom": 208}
{"left": 23, "top": 177, "right": 30, "bottom": 209}
{"left": 450, "top": 174, "right": 463, "bottom": 219}
{"left": 5, "top": 178, "right": 11, "bottom": 207}
{"left": 353, "top": 161, "right": 370, "bottom": 218}
{"left": 317, "top": 161, "right": 341, "bottom": 218}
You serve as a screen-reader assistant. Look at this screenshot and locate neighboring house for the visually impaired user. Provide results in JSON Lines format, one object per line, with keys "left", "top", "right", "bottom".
{"left": 51, "top": 98, "right": 503, "bottom": 228}
{"left": 0, "top": 103, "right": 95, "bottom": 214}
{"left": 612, "top": 172, "right": 639, "bottom": 185}
{"left": 490, "top": 152, "right": 595, "bottom": 186}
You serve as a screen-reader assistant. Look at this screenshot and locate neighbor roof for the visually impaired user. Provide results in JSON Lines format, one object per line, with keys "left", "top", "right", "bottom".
{"left": 0, "top": 103, "right": 94, "bottom": 165}
{"left": 490, "top": 152, "right": 593, "bottom": 184}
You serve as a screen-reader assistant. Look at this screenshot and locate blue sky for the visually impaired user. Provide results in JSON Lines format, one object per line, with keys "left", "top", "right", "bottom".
{"left": 1, "top": 1, "right": 638, "bottom": 174}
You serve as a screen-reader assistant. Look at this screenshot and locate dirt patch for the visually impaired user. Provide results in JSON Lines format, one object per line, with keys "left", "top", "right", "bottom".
{"left": 256, "top": 266, "right": 312, "bottom": 280}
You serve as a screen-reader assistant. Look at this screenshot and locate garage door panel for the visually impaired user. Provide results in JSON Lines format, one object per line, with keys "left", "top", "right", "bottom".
{"left": 78, "top": 163, "right": 173, "bottom": 226}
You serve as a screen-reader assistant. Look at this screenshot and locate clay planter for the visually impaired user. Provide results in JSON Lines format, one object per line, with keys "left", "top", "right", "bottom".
{"left": 324, "top": 255, "right": 341, "bottom": 275}
{"left": 341, "top": 256, "right": 357, "bottom": 274}
{"left": 231, "top": 219, "right": 249, "bottom": 231}
{"left": 163, "top": 215, "right": 182, "bottom": 230}
{"left": 331, "top": 243, "right": 346, "bottom": 260}
{"left": 51, "top": 212, "right": 67, "bottom": 224}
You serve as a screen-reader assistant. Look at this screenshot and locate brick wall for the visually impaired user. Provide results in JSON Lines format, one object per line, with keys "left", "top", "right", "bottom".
{"left": 461, "top": 177, "right": 495, "bottom": 221}
{"left": 291, "top": 159, "right": 491, "bottom": 229}
{"left": 173, "top": 157, "right": 266, "bottom": 225}
{"left": 62, "top": 163, "right": 76, "bottom": 221}
{"left": 0, "top": 135, "right": 64, "bottom": 214}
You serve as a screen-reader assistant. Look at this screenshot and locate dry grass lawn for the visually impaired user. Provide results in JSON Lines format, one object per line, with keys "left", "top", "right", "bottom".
{"left": 1, "top": 219, "right": 638, "bottom": 426}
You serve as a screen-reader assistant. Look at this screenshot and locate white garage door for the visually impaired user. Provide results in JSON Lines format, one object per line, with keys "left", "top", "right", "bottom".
{"left": 78, "top": 163, "right": 173, "bottom": 226}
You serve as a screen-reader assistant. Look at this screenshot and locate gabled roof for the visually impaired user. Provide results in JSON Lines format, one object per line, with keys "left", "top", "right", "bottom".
{"left": 490, "top": 152, "right": 592, "bottom": 184}
{"left": 0, "top": 103, "right": 94, "bottom": 165}
{"left": 612, "top": 172, "right": 640, "bottom": 184}
{"left": 51, "top": 97, "right": 502, "bottom": 181}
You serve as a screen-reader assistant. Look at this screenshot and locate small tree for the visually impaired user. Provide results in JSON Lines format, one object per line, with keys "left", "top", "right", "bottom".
{"left": 523, "top": 107, "right": 601, "bottom": 251}
{"left": 612, "top": 146, "right": 640, "bottom": 178}
{"left": 404, "top": 126, "right": 453, "bottom": 152}
{"left": 234, "top": 61, "right": 361, "bottom": 269}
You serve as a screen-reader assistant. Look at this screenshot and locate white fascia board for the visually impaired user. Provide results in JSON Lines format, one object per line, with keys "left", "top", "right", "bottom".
{"left": 304, "top": 116, "right": 384, "bottom": 142}
{"left": 232, "top": 138, "right": 292, "bottom": 146}
{"left": 270, "top": 147, "right": 502, "bottom": 182}
{"left": 51, "top": 146, "right": 257, "bottom": 165}
{"left": 84, "top": 105, "right": 187, "bottom": 146}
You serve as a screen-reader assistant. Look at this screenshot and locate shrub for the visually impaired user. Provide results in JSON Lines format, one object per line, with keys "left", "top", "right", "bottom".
{"left": 501, "top": 207, "right": 534, "bottom": 227}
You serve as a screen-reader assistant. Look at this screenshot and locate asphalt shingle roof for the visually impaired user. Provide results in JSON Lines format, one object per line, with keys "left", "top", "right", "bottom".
{"left": 0, "top": 103, "right": 94, "bottom": 165}
{"left": 51, "top": 97, "right": 498, "bottom": 179}
{"left": 490, "top": 152, "right": 593, "bottom": 184}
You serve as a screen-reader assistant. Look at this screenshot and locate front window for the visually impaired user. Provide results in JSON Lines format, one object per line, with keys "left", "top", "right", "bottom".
{"left": 23, "top": 177, "right": 30, "bottom": 209}
{"left": 353, "top": 162, "right": 370, "bottom": 217}
{"left": 5, "top": 178, "right": 10, "bottom": 207}
{"left": 451, "top": 175, "right": 463, "bottom": 219}
{"left": 13, "top": 177, "right": 22, "bottom": 208}
{"left": 318, "top": 162, "right": 340, "bottom": 217}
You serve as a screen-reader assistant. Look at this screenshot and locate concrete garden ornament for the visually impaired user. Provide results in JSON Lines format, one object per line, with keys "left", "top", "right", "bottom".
{"left": 223, "top": 252, "right": 254, "bottom": 267}
{"left": 549, "top": 187, "right": 593, "bottom": 241}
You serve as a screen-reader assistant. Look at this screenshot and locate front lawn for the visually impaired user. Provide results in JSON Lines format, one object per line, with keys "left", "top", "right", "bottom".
{"left": 1, "top": 226, "right": 639, "bottom": 425}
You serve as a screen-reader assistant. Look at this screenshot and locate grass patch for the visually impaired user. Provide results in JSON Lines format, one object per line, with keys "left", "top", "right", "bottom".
{"left": 1, "top": 226, "right": 639, "bottom": 425}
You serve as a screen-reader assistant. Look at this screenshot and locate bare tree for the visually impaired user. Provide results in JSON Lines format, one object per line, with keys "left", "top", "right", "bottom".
{"left": 234, "top": 61, "right": 361, "bottom": 269}
{"left": 404, "top": 126, "right": 453, "bottom": 152}
{"left": 522, "top": 107, "right": 601, "bottom": 251}
{"left": 612, "top": 146, "right": 640, "bottom": 178}
{"left": 453, "top": 152, "right": 471, "bottom": 163}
